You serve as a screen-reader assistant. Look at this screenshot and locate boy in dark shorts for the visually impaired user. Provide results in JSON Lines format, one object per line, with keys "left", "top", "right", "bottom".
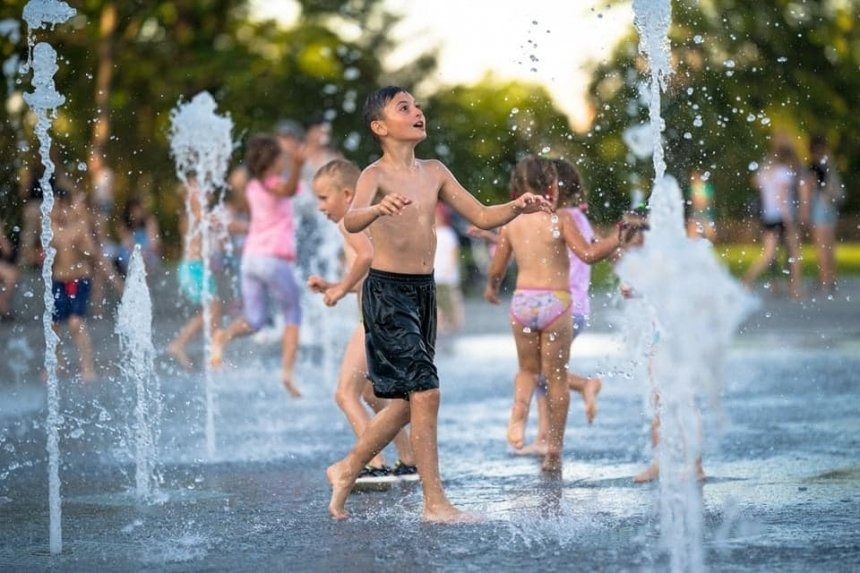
{"left": 325, "top": 86, "right": 550, "bottom": 522}
{"left": 50, "top": 188, "right": 98, "bottom": 382}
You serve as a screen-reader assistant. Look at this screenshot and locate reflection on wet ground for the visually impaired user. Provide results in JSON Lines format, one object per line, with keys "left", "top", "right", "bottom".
{"left": 0, "top": 273, "right": 858, "bottom": 571}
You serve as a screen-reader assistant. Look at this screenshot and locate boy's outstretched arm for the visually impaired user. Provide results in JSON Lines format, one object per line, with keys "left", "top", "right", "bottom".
{"left": 436, "top": 161, "right": 549, "bottom": 230}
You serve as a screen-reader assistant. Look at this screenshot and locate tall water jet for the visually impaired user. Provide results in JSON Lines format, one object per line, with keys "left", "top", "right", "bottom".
{"left": 617, "top": 1, "right": 755, "bottom": 570}
{"left": 20, "top": 0, "right": 76, "bottom": 555}
{"left": 168, "top": 91, "right": 234, "bottom": 458}
{"left": 115, "top": 246, "right": 162, "bottom": 500}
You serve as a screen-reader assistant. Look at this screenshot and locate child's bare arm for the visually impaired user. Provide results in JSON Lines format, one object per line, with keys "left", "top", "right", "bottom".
{"left": 561, "top": 211, "right": 620, "bottom": 264}
{"left": 267, "top": 145, "right": 305, "bottom": 198}
{"left": 483, "top": 227, "right": 512, "bottom": 305}
{"left": 320, "top": 230, "right": 372, "bottom": 306}
{"left": 437, "top": 162, "right": 549, "bottom": 229}
{"left": 339, "top": 230, "right": 373, "bottom": 294}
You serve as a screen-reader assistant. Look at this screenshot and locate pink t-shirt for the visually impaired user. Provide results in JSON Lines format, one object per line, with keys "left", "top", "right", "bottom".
{"left": 563, "top": 206, "right": 594, "bottom": 317}
{"left": 242, "top": 175, "right": 296, "bottom": 261}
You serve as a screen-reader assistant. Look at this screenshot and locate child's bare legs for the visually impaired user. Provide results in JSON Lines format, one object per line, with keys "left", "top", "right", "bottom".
{"left": 633, "top": 415, "right": 660, "bottom": 483}
{"left": 539, "top": 317, "right": 573, "bottom": 472}
{"left": 567, "top": 372, "right": 602, "bottom": 424}
{"left": 327, "top": 389, "right": 466, "bottom": 522}
{"left": 812, "top": 223, "right": 837, "bottom": 290}
{"left": 363, "top": 384, "right": 415, "bottom": 466}
{"left": 327, "top": 398, "right": 411, "bottom": 519}
{"left": 168, "top": 313, "right": 202, "bottom": 370}
{"left": 508, "top": 370, "right": 539, "bottom": 450}
{"left": 279, "top": 323, "right": 301, "bottom": 397}
{"left": 210, "top": 316, "right": 251, "bottom": 369}
{"left": 523, "top": 390, "right": 549, "bottom": 456}
{"left": 509, "top": 326, "right": 541, "bottom": 450}
{"left": 408, "top": 389, "right": 467, "bottom": 522}
{"left": 633, "top": 403, "right": 706, "bottom": 483}
{"left": 335, "top": 327, "right": 386, "bottom": 468}
{"left": 743, "top": 229, "right": 779, "bottom": 290}
{"left": 68, "top": 315, "right": 96, "bottom": 382}
{"left": 168, "top": 298, "right": 221, "bottom": 370}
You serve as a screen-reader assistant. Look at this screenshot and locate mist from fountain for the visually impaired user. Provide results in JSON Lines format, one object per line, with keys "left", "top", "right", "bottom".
{"left": 19, "top": 0, "right": 76, "bottom": 555}
{"left": 617, "top": 1, "right": 757, "bottom": 571}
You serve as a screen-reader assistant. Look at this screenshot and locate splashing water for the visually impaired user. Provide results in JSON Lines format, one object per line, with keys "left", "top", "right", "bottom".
{"left": 19, "top": 0, "right": 75, "bottom": 555}
{"left": 115, "top": 246, "right": 162, "bottom": 501}
{"left": 168, "top": 91, "right": 234, "bottom": 458}
{"left": 617, "top": 1, "right": 756, "bottom": 571}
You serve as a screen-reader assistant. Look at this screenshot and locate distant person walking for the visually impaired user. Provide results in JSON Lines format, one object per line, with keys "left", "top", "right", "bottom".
{"left": 799, "top": 134, "right": 844, "bottom": 293}
{"left": 743, "top": 143, "right": 802, "bottom": 298}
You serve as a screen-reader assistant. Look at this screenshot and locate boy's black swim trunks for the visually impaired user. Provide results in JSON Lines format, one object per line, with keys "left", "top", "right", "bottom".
{"left": 361, "top": 268, "right": 438, "bottom": 399}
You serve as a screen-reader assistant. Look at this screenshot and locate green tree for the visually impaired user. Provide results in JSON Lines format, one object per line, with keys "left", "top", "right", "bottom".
{"left": 585, "top": 0, "right": 859, "bottom": 224}
{"left": 0, "top": 0, "right": 437, "bottom": 255}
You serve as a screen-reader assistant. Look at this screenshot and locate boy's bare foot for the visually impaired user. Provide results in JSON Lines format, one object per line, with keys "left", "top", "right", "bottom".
{"left": 541, "top": 452, "right": 563, "bottom": 473}
{"left": 423, "top": 503, "right": 480, "bottom": 524}
{"left": 326, "top": 461, "right": 354, "bottom": 520}
{"left": 210, "top": 329, "right": 225, "bottom": 369}
{"left": 633, "top": 464, "right": 659, "bottom": 483}
{"left": 507, "top": 402, "right": 528, "bottom": 450}
{"left": 281, "top": 377, "right": 302, "bottom": 398}
{"left": 167, "top": 342, "right": 193, "bottom": 370}
{"left": 582, "top": 377, "right": 602, "bottom": 424}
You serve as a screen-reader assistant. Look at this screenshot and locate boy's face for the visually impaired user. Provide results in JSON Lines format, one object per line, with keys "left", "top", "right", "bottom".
{"left": 312, "top": 175, "right": 350, "bottom": 222}
{"left": 373, "top": 91, "right": 426, "bottom": 142}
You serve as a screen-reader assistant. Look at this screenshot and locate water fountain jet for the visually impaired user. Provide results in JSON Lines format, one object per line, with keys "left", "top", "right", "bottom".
{"left": 168, "top": 91, "right": 234, "bottom": 459}
{"left": 20, "top": 0, "right": 76, "bottom": 555}
{"left": 115, "top": 246, "right": 162, "bottom": 501}
{"left": 617, "top": 1, "right": 757, "bottom": 570}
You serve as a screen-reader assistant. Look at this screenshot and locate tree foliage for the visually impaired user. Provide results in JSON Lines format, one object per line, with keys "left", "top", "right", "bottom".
{"left": 584, "top": 0, "right": 859, "bottom": 223}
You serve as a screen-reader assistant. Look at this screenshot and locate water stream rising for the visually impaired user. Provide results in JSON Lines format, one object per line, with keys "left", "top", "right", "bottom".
{"left": 115, "top": 246, "right": 162, "bottom": 501}
{"left": 619, "top": 1, "right": 756, "bottom": 570}
{"left": 168, "top": 91, "right": 234, "bottom": 458}
{"left": 20, "top": 0, "right": 76, "bottom": 555}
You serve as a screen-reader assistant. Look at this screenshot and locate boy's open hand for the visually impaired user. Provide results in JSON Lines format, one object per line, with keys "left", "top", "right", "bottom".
{"left": 375, "top": 193, "right": 413, "bottom": 217}
{"left": 513, "top": 192, "right": 552, "bottom": 214}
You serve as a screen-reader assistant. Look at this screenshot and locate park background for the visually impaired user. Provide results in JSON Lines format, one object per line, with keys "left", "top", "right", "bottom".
{"left": 1, "top": 0, "right": 858, "bottom": 289}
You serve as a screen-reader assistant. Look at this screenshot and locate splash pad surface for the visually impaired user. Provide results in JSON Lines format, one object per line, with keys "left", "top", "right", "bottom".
{"left": 0, "top": 271, "right": 858, "bottom": 571}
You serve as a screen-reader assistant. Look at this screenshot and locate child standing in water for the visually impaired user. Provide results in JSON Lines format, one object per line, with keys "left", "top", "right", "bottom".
{"left": 211, "top": 133, "right": 304, "bottom": 397}
{"left": 484, "top": 155, "right": 627, "bottom": 473}
{"left": 325, "top": 86, "right": 550, "bottom": 522}
{"left": 307, "top": 158, "right": 418, "bottom": 484}
{"left": 523, "top": 158, "right": 606, "bottom": 456}
{"left": 166, "top": 177, "right": 222, "bottom": 370}
{"left": 50, "top": 187, "right": 98, "bottom": 382}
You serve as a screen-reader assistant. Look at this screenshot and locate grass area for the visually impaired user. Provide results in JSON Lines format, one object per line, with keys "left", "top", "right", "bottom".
{"left": 589, "top": 241, "right": 860, "bottom": 290}
{"left": 716, "top": 242, "right": 860, "bottom": 279}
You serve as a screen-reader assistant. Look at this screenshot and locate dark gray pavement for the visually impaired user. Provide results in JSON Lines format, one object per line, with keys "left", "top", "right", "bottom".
{"left": 0, "top": 268, "right": 858, "bottom": 572}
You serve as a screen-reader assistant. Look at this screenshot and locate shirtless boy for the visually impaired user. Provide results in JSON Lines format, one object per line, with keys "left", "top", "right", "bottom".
{"left": 50, "top": 188, "right": 98, "bottom": 382}
{"left": 308, "top": 158, "right": 417, "bottom": 484}
{"left": 325, "top": 86, "right": 550, "bottom": 522}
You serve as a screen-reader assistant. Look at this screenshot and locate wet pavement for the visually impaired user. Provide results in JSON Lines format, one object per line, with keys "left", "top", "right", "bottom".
{"left": 0, "top": 268, "right": 858, "bottom": 572}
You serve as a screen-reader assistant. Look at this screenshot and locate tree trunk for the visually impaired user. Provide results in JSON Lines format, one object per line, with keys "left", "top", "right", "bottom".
{"left": 91, "top": 2, "right": 116, "bottom": 162}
